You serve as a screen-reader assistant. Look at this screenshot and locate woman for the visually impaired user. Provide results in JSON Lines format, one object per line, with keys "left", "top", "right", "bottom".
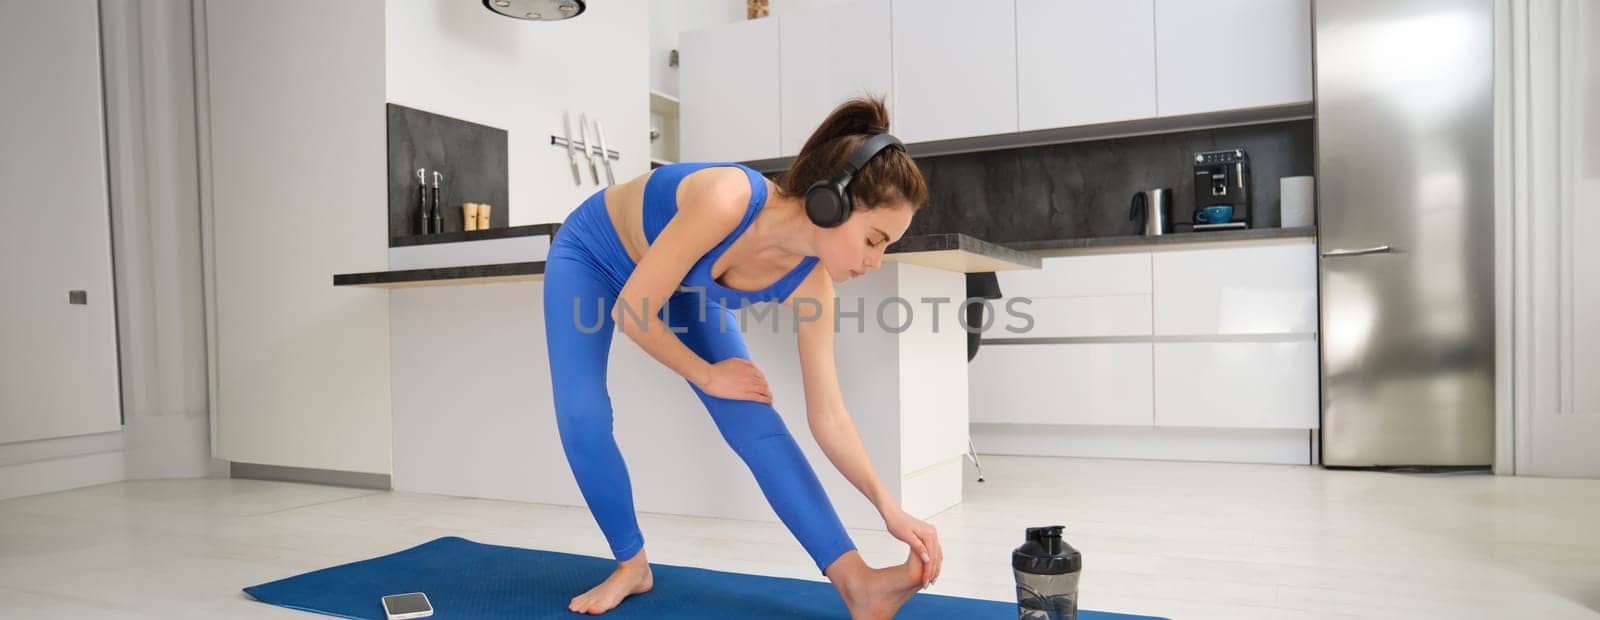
{"left": 544, "top": 96, "right": 943, "bottom": 617}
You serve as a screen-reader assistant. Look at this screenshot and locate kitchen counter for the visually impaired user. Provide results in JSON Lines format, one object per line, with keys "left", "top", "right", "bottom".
{"left": 389, "top": 222, "right": 559, "bottom": 248}
{"left": 333, "top": 231, "right": 1038, "bottom": 288}
{"left": 886, "top": 232, "right": 1042, "bottom": 272}
{"left": 332, "top": 261, "right": 545, "bottom": 288}
{"left": 1007, "top": 226, "right": 1316, "bottom": 256}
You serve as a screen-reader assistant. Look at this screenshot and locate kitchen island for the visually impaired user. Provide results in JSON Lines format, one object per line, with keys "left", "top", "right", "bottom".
{"left": 334, "top": 227, "right": 1038, "bottom": 531}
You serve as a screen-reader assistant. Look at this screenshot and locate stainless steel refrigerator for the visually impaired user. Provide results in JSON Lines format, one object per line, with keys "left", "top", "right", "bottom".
{"left": 1315, "top": 0, "right": 1496, "bottom": 467}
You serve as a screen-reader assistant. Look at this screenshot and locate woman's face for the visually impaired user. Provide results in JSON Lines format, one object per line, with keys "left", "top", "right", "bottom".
{"left": 815, "top": 200, "right": 915, "bottom": 283}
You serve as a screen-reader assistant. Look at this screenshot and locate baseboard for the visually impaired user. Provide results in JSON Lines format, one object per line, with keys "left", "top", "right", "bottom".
{"left": 231, "top": 461, "right": 391, "bottom": 490}
{"left": 0, "top": 450, "right": 126, "bottom": 501}
{"left": 901, "top": 455, "right": 963, "bottom": 520}
{"left": 971, "top": 423, "right": 1314, "bottom": 465}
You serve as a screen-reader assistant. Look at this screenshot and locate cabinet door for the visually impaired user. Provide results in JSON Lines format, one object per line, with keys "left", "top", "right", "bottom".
{"left": 1017, "top": 0, "right": 1157, "bottom": 130}
{"left": 1, "top": 0, "right": 121, "bottom": 443}
{"left": 970, "top": 343, "right": 1153, "bottom": 426}
{"left": 779, "top": 0, "right": 893, "bottom": 157}
{"left": 680, "top": 18, "right": 781, "bottom": 162}
{"left": 1000, "top": 295, "right": 1152, "bottom": 339}
{"left": 1154, "top": 341, "right": 1319, "bottom": 429}
{"left": 996, "top": 253, "right": 1152, "bottom": 299}
{"left": 890, "top": 0, "right": 1018, "bottom": 143}
{"left": 1152, "top": 241, "right": 1317, "bottom": 336}
{"left": 1153, "top": 0, "right": 1312, "bottom": 116}
{"left": 993, "top": 253, "right": 1153, "bottom": 338}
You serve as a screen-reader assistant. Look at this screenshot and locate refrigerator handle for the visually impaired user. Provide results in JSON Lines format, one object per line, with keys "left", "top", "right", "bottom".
{"left": 1321, "top": 245, "right": 1393, "bottom": 258}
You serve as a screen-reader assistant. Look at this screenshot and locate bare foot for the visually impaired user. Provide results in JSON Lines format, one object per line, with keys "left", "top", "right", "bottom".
{"left": 569, "top": 549, "right": 654, "bottom": 615}
{"left": 827, "top": 549, "right": 927, "bottom": 620}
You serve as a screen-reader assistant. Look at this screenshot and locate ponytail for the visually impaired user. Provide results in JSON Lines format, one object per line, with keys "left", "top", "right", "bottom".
{"left": 779, "top": 95, "right": 927, "bottom": 211}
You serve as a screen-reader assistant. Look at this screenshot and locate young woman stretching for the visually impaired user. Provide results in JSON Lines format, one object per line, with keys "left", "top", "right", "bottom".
{"left": 543, "top": 97, "right": 943, "bottom": 618}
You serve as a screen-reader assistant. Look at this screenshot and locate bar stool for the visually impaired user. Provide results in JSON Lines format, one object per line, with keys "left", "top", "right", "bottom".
{"left": 964, "top": 271, "right": 1002, "bottom": 483}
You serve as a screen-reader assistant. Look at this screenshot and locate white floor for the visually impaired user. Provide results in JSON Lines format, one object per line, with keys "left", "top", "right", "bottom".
{"left": 2, "top": 456, "right": 1598, "bottom": 619}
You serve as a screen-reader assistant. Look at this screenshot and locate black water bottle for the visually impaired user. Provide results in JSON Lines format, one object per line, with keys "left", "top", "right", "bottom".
{"left": 1012, "top": 525, "right": 1081, "bottom": 620}
{"left": 415, "top": 168, "right": 430, "bottom": 235}
{"left": 429, "top": 171, "right": 443, "bottom": 234}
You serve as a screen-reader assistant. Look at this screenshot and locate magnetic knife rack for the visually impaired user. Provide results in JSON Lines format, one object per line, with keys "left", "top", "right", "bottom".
{"left": 548, "top": 135, "right": 620, "bottom": 161}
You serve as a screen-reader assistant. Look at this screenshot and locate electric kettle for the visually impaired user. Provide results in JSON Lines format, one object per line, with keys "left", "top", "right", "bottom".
{"left": 1128, "top": 188, "right": 1173, "bottom": 237}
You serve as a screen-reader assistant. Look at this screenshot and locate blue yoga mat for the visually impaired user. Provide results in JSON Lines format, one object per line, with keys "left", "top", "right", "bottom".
{"left": 244, "top": 536, "right": 1162, "bottom": 619}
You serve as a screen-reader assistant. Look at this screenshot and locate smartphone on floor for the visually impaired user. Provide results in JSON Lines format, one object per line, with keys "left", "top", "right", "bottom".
{"left": 382, "top": 592, "right": 433, "bottom": 619}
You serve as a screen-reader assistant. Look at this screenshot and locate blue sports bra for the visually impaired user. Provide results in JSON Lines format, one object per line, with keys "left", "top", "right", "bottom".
{"left": 641, "top": 162, "right": 819, "bottom": 309}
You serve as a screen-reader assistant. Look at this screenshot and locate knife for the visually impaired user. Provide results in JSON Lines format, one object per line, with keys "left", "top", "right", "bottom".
{"left": 594, "top": 118, "right": 615, "bottom": 186}
{"left": 562, "top": 112, "right": 581, "bottom": 185}
{"left": 579, "top": 112, "right": 600, "bottom": 185}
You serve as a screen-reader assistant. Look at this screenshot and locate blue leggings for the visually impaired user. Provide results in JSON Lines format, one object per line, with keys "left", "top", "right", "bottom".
{"left": 542, "top": 191, "right": 857, "bottom": 576}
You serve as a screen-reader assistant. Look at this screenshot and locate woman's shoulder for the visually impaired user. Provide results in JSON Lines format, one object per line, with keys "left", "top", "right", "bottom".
{"left": 674, "top": 163, "right": 756, "bottom": 212}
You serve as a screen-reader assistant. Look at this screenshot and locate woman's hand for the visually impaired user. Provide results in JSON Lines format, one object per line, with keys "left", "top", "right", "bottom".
{"left": 883, "top": 506, "right": 943, "bottom": 588}
{"left": 697, "top": 357, "right": 772, "bottom": 403}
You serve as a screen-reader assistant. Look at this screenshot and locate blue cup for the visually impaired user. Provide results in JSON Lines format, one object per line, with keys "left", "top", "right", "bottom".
{"left": 1196, "top": 205, "right": 1234, "bottom": 224}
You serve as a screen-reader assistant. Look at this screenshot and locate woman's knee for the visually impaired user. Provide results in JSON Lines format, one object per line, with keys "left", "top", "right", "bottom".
{"left": 708, "top": 401, "right": 791, "bottom": 451}
{"left": 554, "top": 393, "right": 614, "bottom": 442}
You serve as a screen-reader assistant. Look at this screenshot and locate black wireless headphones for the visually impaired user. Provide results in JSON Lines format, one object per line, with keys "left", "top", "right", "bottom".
{"left": 804, "top": 132, "right": 905, "bottom": 228}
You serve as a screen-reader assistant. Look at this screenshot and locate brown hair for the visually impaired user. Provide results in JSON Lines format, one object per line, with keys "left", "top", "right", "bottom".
{"left": 778, "top": 95, "right": 927, "bottom": 212}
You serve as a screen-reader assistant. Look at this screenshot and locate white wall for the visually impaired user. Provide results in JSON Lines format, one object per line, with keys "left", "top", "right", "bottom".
{"left": 204, "top": 0, "right": 392, "bottom": 474}
{"left": 387, "top": 1, "right": 650, "bottom": 226}
{"left": 0, "top": 0, "right": 124, "bottom": 500}
{"left": 203, "top": 0, "right": 652, "bottom": 478}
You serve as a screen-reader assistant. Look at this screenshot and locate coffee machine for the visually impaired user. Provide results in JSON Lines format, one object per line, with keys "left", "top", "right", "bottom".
{"left": 1191, "top": 148, "right": 1251, "bottom": 229}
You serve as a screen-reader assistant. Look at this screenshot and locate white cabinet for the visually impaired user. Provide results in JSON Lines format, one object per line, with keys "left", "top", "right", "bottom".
{"left": 1152, "top": 241, "right": 1317, "bottom": 336}
{"left": 1154, "top": 341, "right": 1319, "bottom": 429}
{"left": 1007, "top": 296, "right": 1152, "bottom": 339}
{"left": 778, "top": 0, "right": 893, "bottom": 157}
{"left": 680, "top": 18, "right": 781, "bottom": 162}
{"left": 1, "top": 0, "right": 121, "bottom": 444}
{"left": 972, "top": 241, "right": 1321, "bottom": 438}
{"left": 994, "top": 253, "right": 1152, "bottom": 338}
{"left": 1017, "top": 0, "right": 1157, "bottom": 130}
{"left": 890, "top": 0, "right": 1018, "bottom": 143}
{"left": 997, "top": 253, "right": 1152, "bottom": 299}
{"left": 971, "top": 343, "right": 1154, "bottom": 426}
{"left": 1153, "top": 0, "right": 1312, "bottom": 116}
{"left": 678, "top": 1, "right": 1313, "bottom": 157}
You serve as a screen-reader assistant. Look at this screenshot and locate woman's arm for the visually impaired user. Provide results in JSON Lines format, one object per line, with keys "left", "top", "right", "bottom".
{"left": 614, "top": 168, "right": 770, "bottom": 403}
{"left": 787, "top": 266, "right": 943, "bottom": 584}
{"left": 787, "top": 267, "right": 896, "bottom": 511}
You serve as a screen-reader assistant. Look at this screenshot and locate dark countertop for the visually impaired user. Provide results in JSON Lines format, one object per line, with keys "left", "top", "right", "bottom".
{"left": 337, "top": 231, "right": 1038, "bottom": 288}
{"left": 884, "top": 232, "right": 1042, "bottom": 272}
{"left": 333, "top": 261, "right": 545, "bottom": 288}
{"left": 390, "top": 223, "right": 560, "bottom": 248}
{"left": 336, "top": 233, "right": 1036, "bottom": 290}
{"left": 1005, "top": 226, "right": 1316, "bottom": 255}
{"left": 343, "top": 227, "right": 1309, "bottom": 288}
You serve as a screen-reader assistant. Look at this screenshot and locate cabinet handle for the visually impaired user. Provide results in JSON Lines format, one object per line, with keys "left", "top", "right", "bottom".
{"left": 1320, "top": 245, "right": 1392, "bottom": 257}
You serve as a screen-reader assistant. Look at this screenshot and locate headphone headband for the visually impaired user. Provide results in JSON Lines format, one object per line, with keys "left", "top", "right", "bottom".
{"left": 836, "top": 132, "right": 904, "bottom": 181}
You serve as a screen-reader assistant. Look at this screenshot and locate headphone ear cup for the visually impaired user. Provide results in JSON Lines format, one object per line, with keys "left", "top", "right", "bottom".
{"left": 805, "top": 180, "right": 849, "bottom": 228}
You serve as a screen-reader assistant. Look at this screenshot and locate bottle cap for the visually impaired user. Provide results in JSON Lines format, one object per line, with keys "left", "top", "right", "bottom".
{"left": 1011, "top": 525, "right": 1081, "bottom": 575}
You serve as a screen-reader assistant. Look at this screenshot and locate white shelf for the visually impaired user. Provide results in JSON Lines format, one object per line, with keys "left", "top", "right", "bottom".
{"left": 649, "top": 91, "right": 681, "bottom": 164}
{"left": 649, "top": 90, "right": 679, "bottom": 118}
